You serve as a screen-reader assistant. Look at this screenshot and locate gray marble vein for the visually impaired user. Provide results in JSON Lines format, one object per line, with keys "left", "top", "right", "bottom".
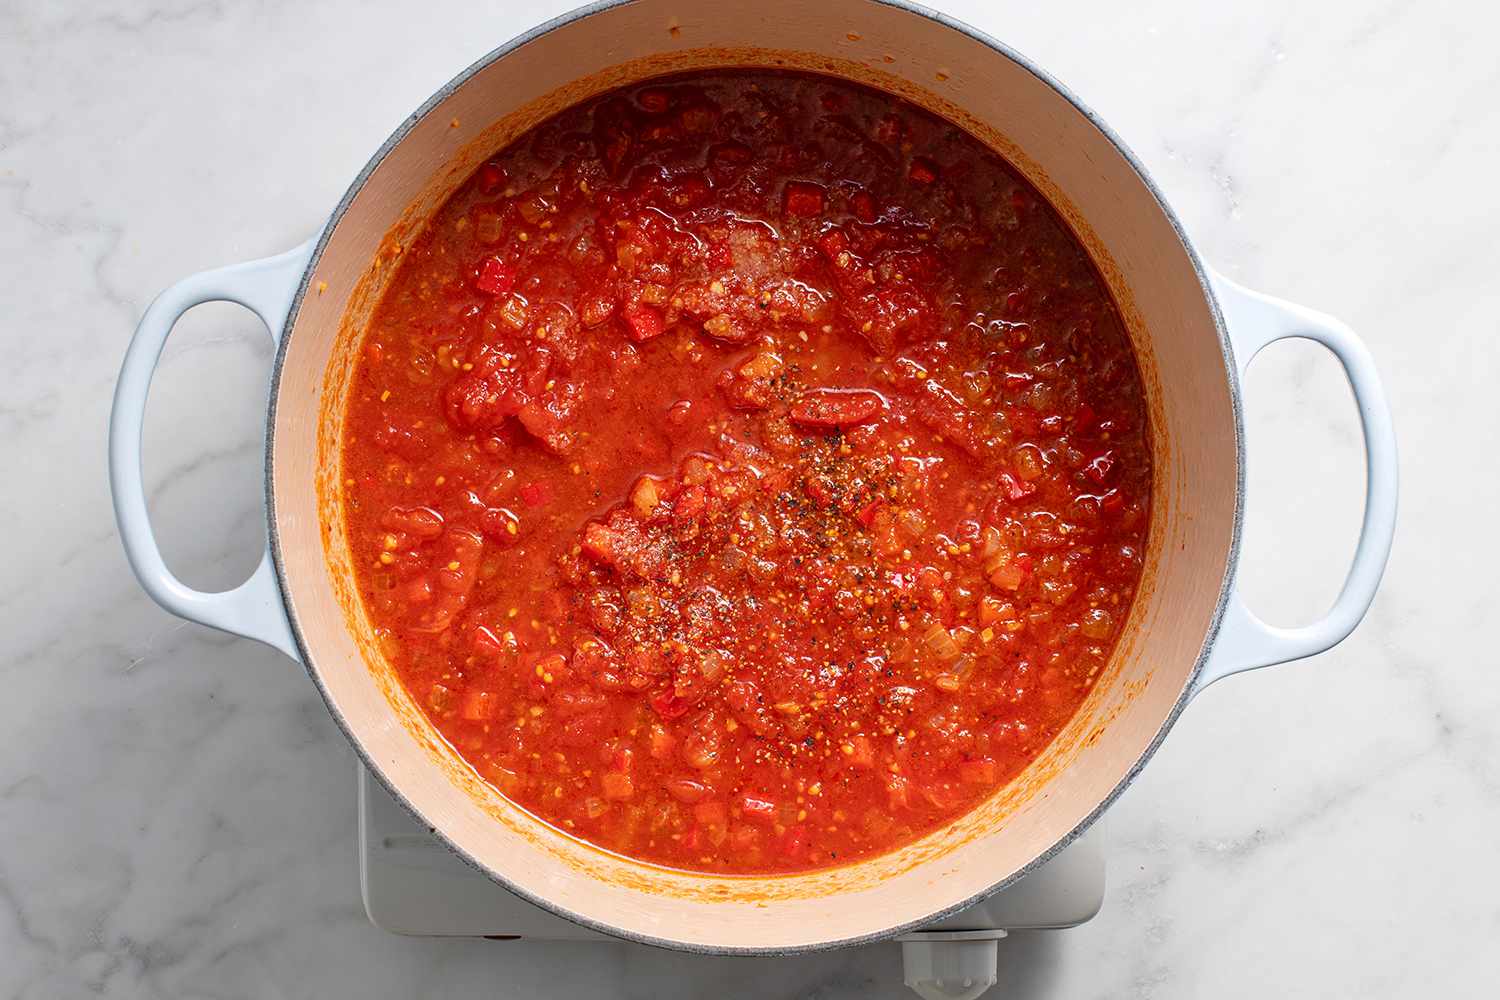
{"left": 1, "top": 0, "right": 1496, "bottom": 996}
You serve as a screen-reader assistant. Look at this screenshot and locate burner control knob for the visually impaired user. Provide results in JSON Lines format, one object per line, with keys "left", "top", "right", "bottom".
{"left": 899, "top": 930, "right": 1007, "bottom": 1000}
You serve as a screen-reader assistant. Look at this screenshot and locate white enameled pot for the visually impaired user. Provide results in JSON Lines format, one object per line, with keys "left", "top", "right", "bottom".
{"left": 109, "top": 0, "right": 1397, "bottom": 954}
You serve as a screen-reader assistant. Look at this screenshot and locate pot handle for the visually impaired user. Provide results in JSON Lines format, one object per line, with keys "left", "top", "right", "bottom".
{"left": 1192, "top": 272, "right": 1397, "bottom": 694}
{"left": 109, "top": 240, "right": 316, "bottom": 662}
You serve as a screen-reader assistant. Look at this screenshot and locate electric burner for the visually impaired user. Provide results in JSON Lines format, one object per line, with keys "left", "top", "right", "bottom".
{"left": 359, "top": 766, "right": 1104, "bottom": 998}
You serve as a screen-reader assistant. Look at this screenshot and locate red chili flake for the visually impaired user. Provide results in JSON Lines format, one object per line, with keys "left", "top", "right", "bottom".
{"left": 622, "top": 304, "right": 665, "bottom": 342}
{"left": 782, "top": 181, "right": 826, "bottom": 217}
{"left": 1073, "top": 403, "right": 1096, "bottom": 431}
{"left": 519, "top": 481, "right": 551, "bottom": 507}
{"left": 475, "top": 257, "right": 517, "bottom": 296}
{"left": 908, "top": 157, "right": 938, "bottom": 185}
{"left": 855, "top": 500, "right": 885, "bottom": 528}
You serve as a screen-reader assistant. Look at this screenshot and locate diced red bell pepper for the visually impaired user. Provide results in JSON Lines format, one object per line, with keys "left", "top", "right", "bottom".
{"left": 855, "top": 500, "right": 885, "bottom": 528}
{"left": 622, "top": 304, "right": 665, "bottom": 342}
{"left": 475, "top": 257, "right": 517, "bottom": 296}
{"left": 851, "top": 190, "right": 877, "bottom": 224}
{"left": 1073, "top": 403, "right": 1096, "bottom": 431}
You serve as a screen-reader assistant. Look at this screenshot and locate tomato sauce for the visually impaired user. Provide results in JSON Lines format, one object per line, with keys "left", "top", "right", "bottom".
{"left": 340, "top": 71, "right": 1150, "bottom": 874}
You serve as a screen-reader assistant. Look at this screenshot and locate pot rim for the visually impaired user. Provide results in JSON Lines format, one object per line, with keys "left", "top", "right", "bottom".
{"left": 265, "top": 0, "right": 1244, "bottom": 955}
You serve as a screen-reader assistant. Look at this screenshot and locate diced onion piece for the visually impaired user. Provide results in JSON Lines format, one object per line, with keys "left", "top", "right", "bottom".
{"left": 631, "top": 476, "right": 662, "bottom": 518}
{"left": 1080, "top": 607, "right": 1115, "bottom": 639}
{"left": 460, "top": 690, "right": 499, "bottom": 720}
{"left": 888, "top": 635, "right": 918, "bottom": 665}
{"left": 921, "top": 622, "right": 962, "bottom": 663}
{"left": 897, "top": 507, "right": 928, "bottom": 540}
{"left": 990, "top": 561, "right": 1026, "bottom": 591}
{"left": 600, "top": 772, "right": 634, "bottom": 800}
{"left": 1013, "top": 445, "right": 1044, "bottom": 481}
{"left": 979, "top": 526, "right": 1005, "bottom": 562}
{"left": 699, "top": 650, "right": 727, "bottom": 685}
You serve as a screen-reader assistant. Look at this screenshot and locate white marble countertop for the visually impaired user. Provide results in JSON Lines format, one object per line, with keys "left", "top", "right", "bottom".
{"left": 3, "top": 0, "right": 1495, "bottom": 996}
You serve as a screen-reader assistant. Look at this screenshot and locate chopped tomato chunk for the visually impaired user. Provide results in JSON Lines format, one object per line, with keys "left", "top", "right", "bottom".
{"left": 788, "top": 388, "right": 884, "bottom": 428}
{"left": 476, "top": 257, "right": 517, "bottom": 295}
{"left": 782, "top": 181, "right": 826, "bottom": 217}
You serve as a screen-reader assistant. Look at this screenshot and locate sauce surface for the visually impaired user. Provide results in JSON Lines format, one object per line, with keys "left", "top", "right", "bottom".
{"left": 340, "top": 71, "right": 1150, "bottom": 874}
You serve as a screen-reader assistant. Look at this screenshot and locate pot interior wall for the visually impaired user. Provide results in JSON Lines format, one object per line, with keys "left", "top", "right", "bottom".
{"left": 270, "top": 0, "right": 1237, "bottom": 951}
